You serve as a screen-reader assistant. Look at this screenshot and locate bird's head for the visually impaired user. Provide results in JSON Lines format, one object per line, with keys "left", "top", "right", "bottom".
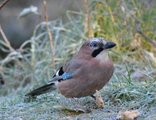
{"left": 79, "top": 38, "right": 116, "bottom": 58}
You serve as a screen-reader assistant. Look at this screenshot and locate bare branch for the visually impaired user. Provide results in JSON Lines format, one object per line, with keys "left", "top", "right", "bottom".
{"left": 83, "top": 0, "right": 93, "bottom": 38}
{"left": 43, "top": 0, "right": 56, "bottom": 69}
{"left": 135, "top": 19, "right": 156, "bottom": 48}
{"left": 0, "top": 0, "right": 11, "bottom": 10}
{"left": 0, "top": 24, "right": 14, "bottom": 51}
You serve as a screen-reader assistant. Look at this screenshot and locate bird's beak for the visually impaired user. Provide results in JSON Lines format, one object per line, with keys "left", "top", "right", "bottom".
{"left": 103, "top": 41, "right": 116, "bottom": 49}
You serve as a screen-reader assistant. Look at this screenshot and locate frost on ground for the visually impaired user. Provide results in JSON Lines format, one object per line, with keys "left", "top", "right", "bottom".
{"left": 0, "top": 64, "right": 156, "bottom": 120}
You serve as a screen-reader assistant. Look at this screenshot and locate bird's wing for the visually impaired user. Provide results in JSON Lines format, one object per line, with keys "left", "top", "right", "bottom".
{"left": 49, "top": 67, "right": 74, "bottom": 83}
{"left": 49, "top": 58, "right": 82, "bottom": 83}
{"left": 25, "top": 62, "right": 78, "bottom": 97}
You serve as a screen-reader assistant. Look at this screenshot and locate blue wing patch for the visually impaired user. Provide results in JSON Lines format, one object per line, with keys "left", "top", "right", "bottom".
{"left": 62, "top": 72, "right": 73, "bottom": 80}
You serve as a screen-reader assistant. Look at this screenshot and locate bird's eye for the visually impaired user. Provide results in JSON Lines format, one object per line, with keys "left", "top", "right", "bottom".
{"left": 90, "top": 41, "right": 97, "bottom": 47}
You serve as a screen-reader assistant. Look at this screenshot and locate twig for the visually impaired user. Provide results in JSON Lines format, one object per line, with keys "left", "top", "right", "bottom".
{"left": 135, "top": 19, "right": 156, "bottom": 48}
{"left": 0, "top": 0, "right": 11, "bottom": 10}
{"left": 84, "top": 0, "right": 93, "bottom": 38}
{"left": 43, "top": 0, "right": 56, "bottom": 69}
{"left": 119, "top": 0, "right": 155, "bottom": 47}
{"left": 0, "top": 24, "right": 14, "bottom": 51}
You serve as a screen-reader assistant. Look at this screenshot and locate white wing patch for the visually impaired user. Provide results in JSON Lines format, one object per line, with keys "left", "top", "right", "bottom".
{"left": 55, "top": 70, "right": 60, "bottom": 76}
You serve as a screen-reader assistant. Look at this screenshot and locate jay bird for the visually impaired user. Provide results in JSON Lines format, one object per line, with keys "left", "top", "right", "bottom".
{"left": 26, "top": 38, "right": 116, "bottom": 107}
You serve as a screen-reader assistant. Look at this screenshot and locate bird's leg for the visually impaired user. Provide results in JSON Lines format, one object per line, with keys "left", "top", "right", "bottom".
{"left": 95, "top": 90, "right": 104, "bottom": 108}
{"left": 90, "top": 91, "right": 104, "bottom": 108}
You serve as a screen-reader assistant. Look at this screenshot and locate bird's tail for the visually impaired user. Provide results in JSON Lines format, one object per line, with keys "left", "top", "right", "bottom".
{"left": 25, "top": 83, "right": 56, "bottom": 97}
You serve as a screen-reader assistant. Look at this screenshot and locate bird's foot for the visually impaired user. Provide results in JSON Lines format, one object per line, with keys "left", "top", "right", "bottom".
{"left": 95, "top": 90, "right": 104, "bottom": 108}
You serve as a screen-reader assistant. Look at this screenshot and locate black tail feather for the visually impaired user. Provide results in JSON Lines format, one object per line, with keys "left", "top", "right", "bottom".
{"left": 26, "top": 83, "right": 56, "bottom": 97}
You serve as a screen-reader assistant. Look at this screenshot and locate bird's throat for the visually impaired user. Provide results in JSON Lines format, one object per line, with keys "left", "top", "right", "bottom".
{"left": 95, "top": 50, "right": 109, "bottom": 61}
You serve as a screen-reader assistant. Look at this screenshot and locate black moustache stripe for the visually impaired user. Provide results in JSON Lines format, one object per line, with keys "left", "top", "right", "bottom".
{"left": 92, "top": 48, "right": 104, "bottom": 57}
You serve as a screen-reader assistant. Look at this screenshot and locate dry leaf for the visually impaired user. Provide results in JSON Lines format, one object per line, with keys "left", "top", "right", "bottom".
{"left": 117, "top": 110, "right": 140, "bottom": 120}
{"left": 144, "top": 51, "right": 156, "bottom": 65}
{"left": 53, "top": 105, "right": 86, "bottom": 115}
{"left": 95, "top": 90, "right": 104, "bottom": 108}
{"left": 131, "top": 71, "right": 146, "bottom": 80}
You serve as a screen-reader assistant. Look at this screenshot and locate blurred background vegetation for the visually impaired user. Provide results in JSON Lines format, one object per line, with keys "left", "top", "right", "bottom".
{"left": 0, "top": 0, "right": 156, "bottom": 119}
